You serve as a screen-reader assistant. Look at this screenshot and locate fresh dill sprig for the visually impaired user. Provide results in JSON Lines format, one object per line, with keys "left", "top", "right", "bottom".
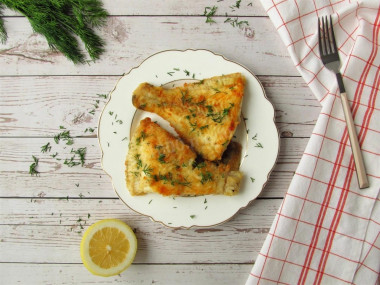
{"left": 29, "top": 155, "right": 39, "bottom": 176}
{"left": 200, "top": 172, "right": 213, "bottom": 184}
{"left": 41, "top": 142, "right": 51, "bottom": 153}
{"left": 54, "top": 130, "right": 74, "bottom": 145}
{"left": 224, "top": 17, "right": 249, "bottom": 28}
{"left": 203, "top": 6, "right": 217, "bottom": 24}
{"left": 64, "top": 156, "right": 81, "bottom": 167}
{"left": 71, "top": 147, "right": 86, "bottom": 166}
{"left": 142, "top": 164, "right": 153, "bottom": 177}
{"left": 0, "top": 4, "right": 7, "bottom": 44}
{"left": 0, "top": 0, "right": 109, "bottom": 64}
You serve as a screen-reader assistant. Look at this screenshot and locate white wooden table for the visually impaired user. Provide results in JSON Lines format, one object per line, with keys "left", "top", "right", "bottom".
{"left": 0, "top": 1, "right": 320, "bottom": 284}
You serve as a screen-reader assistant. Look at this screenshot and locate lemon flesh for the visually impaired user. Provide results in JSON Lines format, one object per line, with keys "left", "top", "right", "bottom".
{"left": 80, "top": 219, "right": 137, "bottom": 277}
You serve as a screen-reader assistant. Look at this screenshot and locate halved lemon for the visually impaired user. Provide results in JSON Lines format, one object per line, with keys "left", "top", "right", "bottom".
{"left": 80, "top": 219, "right": 137, "bottom": 277}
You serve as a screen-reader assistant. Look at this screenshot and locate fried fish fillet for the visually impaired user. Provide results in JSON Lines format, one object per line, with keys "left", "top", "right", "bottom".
{"left": 125, "top": 118, "right": 243, "bottom": 196}
{"left": 132, "top": 73, "right": 245, "bottom": 161}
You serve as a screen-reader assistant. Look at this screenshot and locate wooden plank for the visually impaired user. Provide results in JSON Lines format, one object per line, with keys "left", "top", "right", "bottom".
{"left": 0, "top": 263, "right": 253, "bottom": 285}
{"left": 0, "top": 76, "right": 320, "bottom": 137}
{"left": 1, "top": 0, "right": 267, "bottom": 16}
{"left": 0, "top": 137, "right": 307, "bottom": 198}
{"left": 0, "top": 198, "right": 281, "bottom": 263}
{"left": 0, "top": 16, "right": 296, "bottom": 76}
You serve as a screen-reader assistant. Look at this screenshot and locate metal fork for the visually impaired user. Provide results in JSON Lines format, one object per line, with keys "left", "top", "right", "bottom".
{"left": 318, "top": 15, "right": 369, "bottom": 189}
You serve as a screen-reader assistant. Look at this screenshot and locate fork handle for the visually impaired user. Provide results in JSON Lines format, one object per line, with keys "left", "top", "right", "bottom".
{"left": 340, "top": 92, "right": 369, "bottom": 189}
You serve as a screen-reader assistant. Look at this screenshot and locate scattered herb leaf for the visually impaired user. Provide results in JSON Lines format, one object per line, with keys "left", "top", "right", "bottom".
{"left": 41, "top": 142, "right": 51, "bottom": 153}
{"left": 204, "top": 6, "right": 217, "bottom": 24}
{"left": 29, "top": 156, "right": 39, "bottom": 176}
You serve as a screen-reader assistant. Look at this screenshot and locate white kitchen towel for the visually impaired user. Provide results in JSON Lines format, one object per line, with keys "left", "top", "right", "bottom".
{"left": 247, "top": 1, "right": 380, "bottom": 284}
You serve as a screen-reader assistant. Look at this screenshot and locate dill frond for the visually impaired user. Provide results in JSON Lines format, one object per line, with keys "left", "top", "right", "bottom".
{"left": 0, "top": 0, "right": 109, "bottom": 64}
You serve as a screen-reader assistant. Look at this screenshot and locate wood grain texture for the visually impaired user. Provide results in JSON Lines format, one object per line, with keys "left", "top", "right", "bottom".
{"left": 0, "top": 198, "right": 281, "bottom": 263}
{"left": 0, "top": 17, "right": 296, "bottom": 76}
{"left": 0, "top": 263, "right": 254, "bottom": 285}
{"left": 0, "top": 137, "right": 307, "bottom": 198}
{"left": 1, "top": 0, "right": 267, "bottom": 16}
{"left": 0, "top": 1, "right": 320, "bottom": 283}
{"left": 0, "top": 76, "right": 320, "bottom": 137}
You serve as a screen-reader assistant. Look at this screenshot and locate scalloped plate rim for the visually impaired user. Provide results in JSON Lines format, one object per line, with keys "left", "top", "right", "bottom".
{"left": 98, "top": 49, "right": 280, "bottom": 229}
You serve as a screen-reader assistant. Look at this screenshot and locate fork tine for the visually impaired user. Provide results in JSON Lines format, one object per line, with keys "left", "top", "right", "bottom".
{"left": 318, "top": 17, "right": 324, "bottom": 56}
{"left": 329, "top": 15, "right": 338, "bottom": 53}
{"left": 325, "top": 15, "right": 335, "bottom": 54}
{"left": 322, "top": 16, "right": 330, "bottom": 54}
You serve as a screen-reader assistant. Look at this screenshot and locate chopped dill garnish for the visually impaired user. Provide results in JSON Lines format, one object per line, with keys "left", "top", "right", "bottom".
{"left": 255, "top": 143, "right": 263, "bottom": 148}
{"left": 212, "top": 87, "right": 221, "bottom": 94}
{"left": 206, "top": 103, "right": 234, "bottom": 123}
{"left": 134, "top": 154, "right": 142, "bottom": 169}
{"left": 97, "top": 94, "right": 108, "bottom": 99}
{"left": 142, "top": 164, "right": 153, "bottom": 177}
{"left": 54, "top": 130, "right": 74, "bottom": 145}
{"left": 181, "top": 90, "right": 192, "bottom": 104}
{"left": 196, "top": 162, "right": 206, "bottom": 169}
{"left": 71, "top": 147, "right": 86, "bottom": 166}
{"left": 224, "top": 17, "right": 249, "bottom": 28}
{"left": 200, "top": 172, "right": 213, "bottom": 184}
{"left": 64, "top": 157, "right": 81, "bottom": 167}
{"left": 84, "top": 127, "right": 95, "bottom": 133}
{"left": 203, "top": 6, "right": 217, "bottom": 24}
{"left": 136, "top": 131, "right": 147, "bottom": 145}
{"left": 29, "top": 156, "right": 39, "bottom": 176}
{"left": 196, "top": 99, "right": 206, "bottom": 106}
{"left": 158, "top": 153, "right": 166, "bottom": 164}
{"left": 41, "top": 142, "right": 51, "bottom": 153}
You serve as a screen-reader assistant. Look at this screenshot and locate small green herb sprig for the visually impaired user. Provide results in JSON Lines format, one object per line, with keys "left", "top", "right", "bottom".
{"left": 29, "top": 126, "right": 88, "bottom": 176}
{"left": 204, "top": 6, "right": 218, "bottom": 24}
{"left": 0, "top": 3, "right": 6, "bottom": 44}
{"left": 0, "top": 0, "right": 109, "bottom": 64}
{"left": 203, "top": 0, "right": 250, "bottom": 30}
{"left": 29, "top": 155, "right": 39, "bottom": 176}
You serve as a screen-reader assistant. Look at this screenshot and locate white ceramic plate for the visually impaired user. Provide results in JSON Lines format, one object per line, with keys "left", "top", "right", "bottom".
{"left": 98, "top": 49, "right": 279, "bottom": 228}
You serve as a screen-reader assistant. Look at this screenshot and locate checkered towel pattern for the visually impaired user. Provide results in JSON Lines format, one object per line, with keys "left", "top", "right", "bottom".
{"left": 246, "top": 1, "right": 380, "bottom": 284}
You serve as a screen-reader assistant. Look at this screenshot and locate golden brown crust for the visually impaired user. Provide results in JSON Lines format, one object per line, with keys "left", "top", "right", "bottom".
{"left": 125, "top": 118, "right": 243, "bottom": 196}
{"left": 132, "top": 73, "right": 245, "bottom": 161}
